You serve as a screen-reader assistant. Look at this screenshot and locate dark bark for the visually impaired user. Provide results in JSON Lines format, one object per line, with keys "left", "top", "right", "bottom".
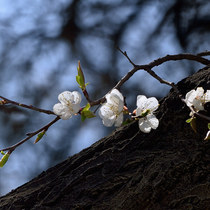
{"left": 0, "top": 66, "right": 210, "bottom": 210}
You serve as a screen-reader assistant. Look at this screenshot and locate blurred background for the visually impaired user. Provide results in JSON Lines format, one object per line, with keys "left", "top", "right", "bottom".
{"left": 0, "top": 0, "right": 210, "bottom": 196}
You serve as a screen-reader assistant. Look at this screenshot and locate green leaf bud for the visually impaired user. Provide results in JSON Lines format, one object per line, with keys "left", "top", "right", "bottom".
{"left": 34, "top": 131, "right": 46, "bottom": 144}
{"left": 0, "top": 153, "right": 10, "bottom": 168}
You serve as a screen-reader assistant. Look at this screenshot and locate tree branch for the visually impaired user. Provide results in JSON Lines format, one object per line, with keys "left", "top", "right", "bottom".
{"left": 197, "top": 51, "right": 210, "bottom": 57}
{"left": 147, "top": 53, "right": 210, "bottom": 67}
{"left": 0, "top": 96, "right": 55, "bottom": 115}
{"left": 90, "top": 51, "right": 210, "bottom": 106}
{"left": 0, "top": 116, "right": 60, "bottom": 153}
{"left": 116, "top": 47, "right": 137, "bottom": 67}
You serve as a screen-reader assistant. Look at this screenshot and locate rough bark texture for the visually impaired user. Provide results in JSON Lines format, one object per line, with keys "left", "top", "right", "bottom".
{"left": 0, "top": 67, "right": 210, "bottom": 210}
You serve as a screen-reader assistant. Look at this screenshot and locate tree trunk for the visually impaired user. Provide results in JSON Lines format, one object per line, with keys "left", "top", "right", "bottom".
{"left": 0, "top": 66, "right": 210, "bottom": 210}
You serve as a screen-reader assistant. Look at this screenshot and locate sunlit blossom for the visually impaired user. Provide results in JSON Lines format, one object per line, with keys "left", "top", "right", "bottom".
{"left": 53, "top": 91, "right": 81, "bottom": 120}
{"left": 99, "top": 89, "right": 124, "bottom": 127}
{"left": 185, "top": 87, "right": 205, "bottom": 111}
{"left": 136, "top": 95, "right": 159, "bottom": 133}
{"left": 185, "top": 87, "right": 210, "bottom": 114}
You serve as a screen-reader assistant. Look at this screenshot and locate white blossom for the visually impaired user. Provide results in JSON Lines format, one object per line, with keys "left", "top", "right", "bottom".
{"left": 99, "top": 89, "right": 124, "bottom": 127}
{"left": 185, "top": 87, "right": 205, "bottom": 111}
{"left": 185, "top": 87, "right": 210, "bottom": 113}
{"left": 53, "top": 91, "right": 81, "bottom": 120}
{"left": 136, "top": 95, "right": 159, "bottom": 133}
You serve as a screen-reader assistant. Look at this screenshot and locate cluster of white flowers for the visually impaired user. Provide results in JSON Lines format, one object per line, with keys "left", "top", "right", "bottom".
{"left": 53, "top": 89, "right": 159, "bottom": 133}
{"left": 98, "top": 89, "right": 159, "bottom": 133}
{"left": 53, "top": 87, "right": 210, "bottom": 137}
{"left": 185, "top": 87, "right": 210, "bottom": 113}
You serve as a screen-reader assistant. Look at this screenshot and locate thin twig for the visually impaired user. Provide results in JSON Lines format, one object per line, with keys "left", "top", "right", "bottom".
{"left": 0, "top": 116, "right": 60, "bottom": 152}
{"left": 143, "top": 66, "right": 181, "bottom": 94}
{"left": 195, "top": 112, "right": 210, "bottom": 121}
{"left": 90, "top": 51, "right": 210, "bottom": 110}
{"left": 185, "top": 102, "right": 210, "bottom": 121}
{"left": 147, "top": 53, "right": 210, "bottom": 67}
{"left": 83, "top": 89, "right": 92, "bottom": 104}
{"left": 0, "top": 95, "right": 55, "bottom": 115}
{"left": 93, "top": 104, "right": 101, "bottom": 114}
{"left": 117, "top": 47, "right": 137, "bottom": 67}
{"left": 197, "top": 51, "right": 210, "bottom": 57}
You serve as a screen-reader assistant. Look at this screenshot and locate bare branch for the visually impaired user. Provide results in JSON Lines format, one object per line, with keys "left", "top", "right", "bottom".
{"left": 147, "top": 53, "right": 210, "bottom": 67}
{"left": 90, "top": 51, "right": 210, "bottom": 111}
{"left": 0, "top": 95, "right": 55, "bottom": 115}
{"left": 143, "top": 66, "right": 181, "bottom": 95}
{"left": 197, "top": 51, "right": 210, "bottom": 57}
{"left": 82, "top": 89, "right": 92, "bottom": 104}
{"left": 185, "top": 103, "right": 210, "bottom": 122}
{"left": 117, "top": 47, "right": 137, "bottom": 67}
{"left": 0, "top": 116, "right": 60, "bottom": 152}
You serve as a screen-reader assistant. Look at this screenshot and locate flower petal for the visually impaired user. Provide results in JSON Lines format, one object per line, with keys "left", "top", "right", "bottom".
{"left": 60, "top": 112, "right": 74, "bottom": 120}
{"left": 108, "top": 95, "right": 123, "bottom": 111}
{"left": 138, "top": 118, "right": 152, "bottom": 133}
{"left": 99, "top": 104, "right": 115, "bottom": 119}
{"left": 72, "top": 91, "right": 82, "bottom": 104}
{"left": 106, "top": 89, "right": 124, "bottom": 111}
{"left": 58, "top": 91, "right": 74, "bottom": 105}
{"left": 110, "top": 89, "right": 124, "bottom": 102}
{"left": 196, "top": 87, "right": 204, "bottom": 97}
{"left": 53, "top": 103, "right": 65, "bottom": 115}
{"left": 193, "top": 99, "right": 204, "bottom": 110}
{"left": 102, "top": 115, "right": 116, "bottom": 127}
{"left": 204, "top": 90, "right": 210, "bottom": 102}
{"left": 136, "top": 107, "right": 143, "bottom": 117}
{"left": 136, "top": 95, "right": 147, "bottom": 108}
{"left": 204, "top": 130, "right": 210, "bottom": 140}
{"left": 53, "top": 103, "right": 73, "bottom": 120}
{"left": 145, "top": 97, "right": 159, "bottom": 111}
{"left": 71, "top": 104, "right": 81, "bottom": 114}
{"left": 115, "top": 113, "right": 123, "bottom": 127}
{"left": 147, "top": 114, "right": 159, "bottom": 129}
{"left": 185, "top": 90, "right": 196, "bottom": 107}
